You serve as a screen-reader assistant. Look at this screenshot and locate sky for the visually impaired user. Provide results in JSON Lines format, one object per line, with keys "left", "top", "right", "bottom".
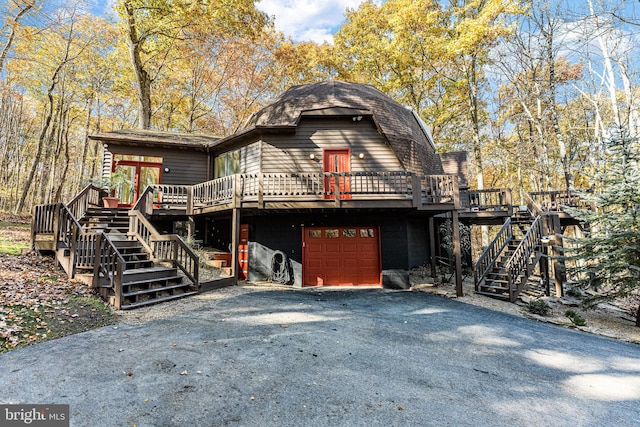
{"left": 85, "top": 0, "right": 375, "bottom": 44}
{"left": 255, "top": 0, "right": 378, "bottom": 43}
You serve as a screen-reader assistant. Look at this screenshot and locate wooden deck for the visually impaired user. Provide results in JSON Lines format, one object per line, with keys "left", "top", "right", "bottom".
{"left": 137, "top": 172, "right": 462, "bottom": 216}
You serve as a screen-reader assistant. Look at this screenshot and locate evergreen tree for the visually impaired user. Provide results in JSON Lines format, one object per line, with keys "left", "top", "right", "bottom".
{"left": 565, "top": 131, "right": 640, "bottom": 326}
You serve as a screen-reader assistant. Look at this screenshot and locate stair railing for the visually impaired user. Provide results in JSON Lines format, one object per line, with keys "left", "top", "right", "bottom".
{"left": 67, "top": 184, "right": 106, "bottom": 220}
{"left": 57, "top": 203, "right": 87, "bottom": 278}
{"left": 132, "top": 185, "right": 155, "bottom": 216}
{"left": 525, "top": 192, "right": 543, "bottom": 217}
{"left": 474, "top": 217, "right": 512, "bottom": 290}
{"left": 92, "top": 232, "right": 125, "bottom": 309}
{"left": 128, "top": 210, "right": 199, "bottom": 288}
{"left": 504, "top": 215, "right": 544, "bottom": 302}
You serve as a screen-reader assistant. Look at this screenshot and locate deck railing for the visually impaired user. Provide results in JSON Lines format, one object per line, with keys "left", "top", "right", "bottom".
{"left": 190, "top": 172, "right": 459, "bottom": 210}
{"left": 192, "top": 175, "right": 235, "bottom": 206}
{"left": 474, "top": 218, "right": 513, "bottom": 290}
{"left": 528, "top": 190, "right": 591, "bottom": 212}
{"left": 461, "top": 189, "right": 512, "bottom": 212}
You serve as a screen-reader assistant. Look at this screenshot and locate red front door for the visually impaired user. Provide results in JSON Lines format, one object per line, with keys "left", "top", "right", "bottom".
{"left": 323, "top": 149, "right": 351, "bottom": 200}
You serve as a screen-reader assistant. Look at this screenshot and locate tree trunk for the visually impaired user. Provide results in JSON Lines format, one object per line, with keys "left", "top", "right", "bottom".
{"left": 16, "top": 88, "right": 55, "bottom": 213}
{"left": 543, "top": 22, "right": 572, "bottom": 191}
{"left": 0, "top": 4, "right": 33, "bottom": 73}
{"left": 123, "top": 0, "right": 152, "bottom": 129}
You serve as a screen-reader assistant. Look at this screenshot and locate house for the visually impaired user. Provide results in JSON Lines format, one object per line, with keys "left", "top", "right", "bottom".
{"left": 32, "top": 80, "right": 582, "bottom": 309}
{"left": 93, "top": 81, "right": 466, "bottom": 290}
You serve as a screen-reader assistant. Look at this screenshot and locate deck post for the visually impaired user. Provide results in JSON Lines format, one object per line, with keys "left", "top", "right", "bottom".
{"left": 411, "top": 174, "right": 421, "bottom": 208}
{"left": 258, "top": 173, "right": 264, "bottom": 208}
{"left": 231, "top": 208, "right": 240, "bottom": 284}
{"left": 549, "top": 214, "right": 565, "bottom": 298}
{"left": 429, "top": 216, "right": 437, "bottom": 279}
{"left": 233, "top": 174, "right": 241, "bottom": 208}
{"left": 452, "top": 210, "right": 463, "bottom": 297}
{"left": 186, "top": 186, "right": 193, "bottom": 215}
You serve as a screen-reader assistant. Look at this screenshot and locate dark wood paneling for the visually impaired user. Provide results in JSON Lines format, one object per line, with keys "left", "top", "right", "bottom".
{"left": 261, "top": 117, "right": 403, "bottom": 174}
{"left": 106, "top": 144, "right": 208, "bottom": 185}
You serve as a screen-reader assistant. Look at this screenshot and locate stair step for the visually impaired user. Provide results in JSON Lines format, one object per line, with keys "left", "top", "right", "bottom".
{"left": 476, "top": 291, "right": 511, "bottom": 300}
{"left": 120, "top": 291, "right": 198, "bottom": 310}
{"left": 121, "top": 273, "right": 182, "bottom": 288}
{"left": 122, "top": 267, "right": 178, "bottom": 283}
{"left": 123, "top": 281, "right": 190, "bottom": 297}
{"left": 124, "top": 260, "right": 154, "bottom": 269}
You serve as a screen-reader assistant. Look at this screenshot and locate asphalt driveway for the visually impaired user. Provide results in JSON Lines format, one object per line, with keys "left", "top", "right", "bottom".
{"left": 1, "top": 287, "right": 640, "bottom": 426}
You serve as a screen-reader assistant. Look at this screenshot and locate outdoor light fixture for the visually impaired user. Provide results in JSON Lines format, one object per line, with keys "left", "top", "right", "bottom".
{"left": 164, "top": 167, "right": 170, "bottom": 173}
{"left": 358, "top": 153, "right": 365, "bottom": 159}
{"left": 309, "top": 153, "right": 315, "bottom": 160}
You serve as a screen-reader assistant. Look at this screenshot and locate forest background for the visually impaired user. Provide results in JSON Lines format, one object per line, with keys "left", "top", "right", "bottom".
{"left": 0, "top": 0, "right": 638, "bottom": 214}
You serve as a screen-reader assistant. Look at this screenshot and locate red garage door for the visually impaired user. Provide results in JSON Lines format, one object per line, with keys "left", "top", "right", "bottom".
{"left": 303, "top": 226, "right": 381, "bottom": 287}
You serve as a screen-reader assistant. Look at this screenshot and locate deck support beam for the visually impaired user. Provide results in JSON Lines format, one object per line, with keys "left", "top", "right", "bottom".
{"left": 429, "top": 216, "right": 437, "bottom": 279}
{"left": 452, "top": 210, "right": 463, "bottom": 297}
{"left": 231, "top": 208, "right": 240, "bottom": 284}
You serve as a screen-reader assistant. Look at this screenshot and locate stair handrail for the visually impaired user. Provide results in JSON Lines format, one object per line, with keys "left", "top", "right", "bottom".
{"left": 504, "top": 215, "right": 544, "bottom": 301}
{"left": 525, "top": 192, "right": 543, "bottom": 217}
{"left": 474, "top": 217, "right": 512, "bottom": 289}
{"left": 93, "top": 231, "right": 125, "bottom": 309}
{"left": 67, "top": 184, "right": 107, "bottom": 220}
{"left": 132, "top": 185, "right": 155, "bottom": 216}
{"left": 128, "top": 210, "right": 199, "bottom": 287}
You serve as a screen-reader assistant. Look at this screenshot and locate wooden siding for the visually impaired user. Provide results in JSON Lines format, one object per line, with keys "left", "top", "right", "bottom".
{"left": 261, "top": 117, "right": 403, "bottom": 174}
{"left": 105, "top": 144, "right": 208, "bottom": 186}
{"left": 240, "top": 142, "right": 260, "bottom": 174}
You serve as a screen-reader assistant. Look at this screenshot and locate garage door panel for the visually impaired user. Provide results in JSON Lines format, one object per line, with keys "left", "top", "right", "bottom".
{"left": 304, "top": 226, "right": 380, "bottom": 287}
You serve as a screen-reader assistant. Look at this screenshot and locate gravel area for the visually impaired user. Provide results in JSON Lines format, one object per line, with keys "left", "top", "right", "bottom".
{"left": 410, "top": 273, "right": 640, "bottom": 345}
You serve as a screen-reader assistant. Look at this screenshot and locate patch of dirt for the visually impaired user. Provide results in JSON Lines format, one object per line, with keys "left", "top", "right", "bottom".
{"left": 0, "top": 252, "right": 118, "bottom": 352}
{"left": 409, "top": 267, "right": 640, "bottom": 345}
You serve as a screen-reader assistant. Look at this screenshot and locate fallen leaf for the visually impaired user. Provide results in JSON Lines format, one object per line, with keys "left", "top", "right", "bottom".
{"left": 180, "top": 370, "right": 188, "bottom": 375}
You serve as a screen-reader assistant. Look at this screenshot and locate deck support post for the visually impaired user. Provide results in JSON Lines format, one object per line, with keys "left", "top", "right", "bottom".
{"left": 429, "top": 216, "right": 437, "bottom": 279}
{"left": 452, "top": 210, "right": 463, "bottom": 297}
{"left": 231, "top": 208, "right": 240, "bottom": 284}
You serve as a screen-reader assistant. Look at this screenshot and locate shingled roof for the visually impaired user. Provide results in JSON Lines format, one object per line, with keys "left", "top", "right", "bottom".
{"left": 240, "top": 80, "right": 444, "bottom": 175}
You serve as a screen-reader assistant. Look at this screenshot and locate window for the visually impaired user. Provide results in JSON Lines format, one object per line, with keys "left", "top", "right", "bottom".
{"left": 214, "top": 150, "right": 240, "bottom": 178}
{"left": 343, "top": 229, "right": 356, "bottom": 238}
{"left": 308, "top": 230, "right": 321, "bottom": 238}
{"left": 114, "top": 154, "right": 162, "bottom": 163}
{"left": 326, "top": 229, "right": 339, "bottom": 238}
{"left": 360, "top": 228, "right": 375, "bottom": 238}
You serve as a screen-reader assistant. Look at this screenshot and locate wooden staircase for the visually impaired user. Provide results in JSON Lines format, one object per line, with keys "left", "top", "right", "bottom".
{"left": 474, "top": 214, "right": 545, "bottom": 302}
{"left": 32, "top": 185, "right": 200, "bottom": 310}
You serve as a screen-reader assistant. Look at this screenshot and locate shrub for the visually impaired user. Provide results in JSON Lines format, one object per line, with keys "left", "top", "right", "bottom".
{"left": 565, "top": 309, "right": 587, "bottom": 326}
{"left": 527, "top": 299, "right": 551, "bottom": 316}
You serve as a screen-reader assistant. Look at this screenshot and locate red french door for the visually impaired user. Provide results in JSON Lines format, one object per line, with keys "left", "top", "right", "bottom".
{"left": 112, "top": 160, "right": 162, "bottom": 207}
{"left": 323, "top": 149, "right": 351, "bottom": 200}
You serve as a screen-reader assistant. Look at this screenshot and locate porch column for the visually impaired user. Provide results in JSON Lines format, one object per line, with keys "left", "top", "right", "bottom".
{"left": 452, "top": 210, "right": 463, "bottom": 297}
{"left": 429, "top": 216, "right": 437, "bottom": 279}
{"left": 231, "top": 208, "right": 241, "bottom": 284}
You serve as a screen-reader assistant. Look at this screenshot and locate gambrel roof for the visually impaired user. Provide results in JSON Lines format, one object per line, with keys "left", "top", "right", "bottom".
{"left": 240, "top": 80, "right": 444, "bottom": 175}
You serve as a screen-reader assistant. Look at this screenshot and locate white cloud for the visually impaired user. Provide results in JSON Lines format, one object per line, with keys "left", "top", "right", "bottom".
{"left": 257, "top": 0, "right": 377, "bottom": 44}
